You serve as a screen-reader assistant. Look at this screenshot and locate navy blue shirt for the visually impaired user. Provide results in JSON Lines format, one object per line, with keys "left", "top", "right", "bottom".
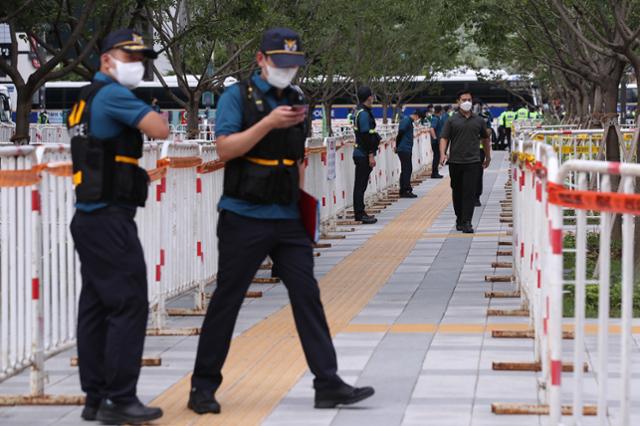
{"left": 396, "top": 114, "right": 414, "bottom": 153}
{"left": 76, "top": 72, "right": 152, "bottom": 212}
{"left": 430, "top": 113, "right": 446, "bottom": 139}
{"left": 215, "top": 71, "right": 299, "bottom": 219}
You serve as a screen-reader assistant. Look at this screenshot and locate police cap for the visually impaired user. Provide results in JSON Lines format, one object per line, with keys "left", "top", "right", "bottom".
{"left": 261, "top": 28, "right": 306, "bottom": 67}
{"left": 101, "top": 28, "right": 158, "bottom": 59}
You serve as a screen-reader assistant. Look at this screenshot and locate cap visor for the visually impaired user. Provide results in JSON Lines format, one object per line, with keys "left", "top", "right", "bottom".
{"left": 121, "top": 45, "right": 158, "bottom": 59}
{"left": 270, "top": 53, "right": 306, "bottom": 67}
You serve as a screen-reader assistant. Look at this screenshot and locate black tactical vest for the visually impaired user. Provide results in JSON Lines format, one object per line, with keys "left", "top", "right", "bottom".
{"left": 68, "top": 82, "right": 149, "bottom": 207}
{"left": 353, "top": 105, "right": 377, "bottom": 153}
{"left": 223, "top": 80, "right": 306, "bottom": 205}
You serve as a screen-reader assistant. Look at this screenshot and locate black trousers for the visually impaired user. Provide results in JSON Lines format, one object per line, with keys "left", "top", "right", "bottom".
{"left": 497, "top": 127, "right": 511, "bottom": 150}
{"left": 353, "top": 156, "right": 373, "bottom": 216}
{"left": 70, "top": 207, "right": 148, "bottom": 406}
{"left": 191, "top": 211, "right": 342, "bottom": 393}
{"left": 431, "top": 141, "right": 441, "bottom": 177}
{"left": 449, "top": 162, "right": 482, "bottom": 224}
{"left": 397, "top": 151, "right": 412, "bottom": 193}
{"left": 476, "top": 149, "right": 485, "bottom": 201}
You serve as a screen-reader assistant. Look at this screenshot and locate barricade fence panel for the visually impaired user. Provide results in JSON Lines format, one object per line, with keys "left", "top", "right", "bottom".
{"left": 0, "top": 125, "right": 431, "bottom": 397}
{"left": 510, "top": 126, "right": 639, "bottom": 425}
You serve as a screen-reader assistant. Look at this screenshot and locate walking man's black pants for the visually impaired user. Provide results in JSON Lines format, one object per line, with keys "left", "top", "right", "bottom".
{"left": 70, "top": 207, "right": 148, "bottom": 406}
{"left": 191, "top": 211, "right": 342, "bottom": 393}
{"left": 449, "top": 162, "right": 482, "bottom": 225}
{"left": 353, "top": 156, "right": 373, "bottom": 216}
{"left": 476, "top": 149, "right": 485, "bottom": 202}
{"left": 397, "top": 151, "right": 412, "bottom": 194}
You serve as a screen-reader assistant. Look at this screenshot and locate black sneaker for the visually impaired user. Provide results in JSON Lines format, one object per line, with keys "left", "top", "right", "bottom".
{"left": 399, "top": 192, "right": 417, "bottom": 198}
{"left": 355, "top": 215, "right": 377, "bottom": 224}
{"left": 95, "top": 398, "right": 163, "bottom": 425}
{"left": 462, "top": 223, "right": 474, "bottom": 234}
{"left": 456, "top": 223, "right": 463, "bottom": 231}
{"left": 81, "top": 403, "right": 99, "bottom": 421}
{"left": 315, "top": 382, "right": 375, "bottom": 409}
{"left": 431, "top": 174, "right": 444, "bottom": 179}
{"left": 188, "top": 388, "right": 221, "bottom": 414}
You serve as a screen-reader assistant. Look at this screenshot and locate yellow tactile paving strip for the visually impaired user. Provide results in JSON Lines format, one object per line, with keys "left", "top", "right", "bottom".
{"left": 343, "top": 323, "right": 640, "bottom": 334}
{"left": 422, "top": 232, "right": 509, "bottom": 239}
{"left": 152, "top": 178, "right": 453, "bottom": 425}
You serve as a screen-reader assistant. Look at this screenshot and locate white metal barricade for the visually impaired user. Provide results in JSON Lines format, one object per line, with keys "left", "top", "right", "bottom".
{"left": 0, "top": 146, "right": 42, "bottom": 393}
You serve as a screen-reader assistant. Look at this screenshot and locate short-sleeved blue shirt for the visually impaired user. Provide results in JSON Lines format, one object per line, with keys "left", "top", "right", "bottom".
{"left": 353, "top": 108, "right": 372, "bottom": 158}
{"left": 75, "top": 72, "right": 152, "bottom": 212}
{"left": 215, "top": 71, "right": 299, "bottom": 219}
{"left": 430, "top": 114, "right": 446, "bottom": 139}
{"left": 396, "top": 114, "right": 414, "bottom": 153}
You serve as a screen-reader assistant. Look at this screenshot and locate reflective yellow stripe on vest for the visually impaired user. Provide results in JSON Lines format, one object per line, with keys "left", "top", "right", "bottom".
{"left": 115, "top": 155, "right": 139, "bottom": 166}
{"left": 244, "top": 156, "right": 296, "bottom": 167}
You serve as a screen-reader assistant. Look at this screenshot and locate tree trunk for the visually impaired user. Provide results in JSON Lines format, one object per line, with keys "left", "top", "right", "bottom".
{"left": 186, "top": 94, "right": 200, "bottom": 140}
{"left": 382, "top": 103, "right": 389, "bottom": 124}
{"left": 12, "top": 86, "right": 32, "bottom": 145}
{"left": 323, "top": 102, "right": 333, "bottom": 137}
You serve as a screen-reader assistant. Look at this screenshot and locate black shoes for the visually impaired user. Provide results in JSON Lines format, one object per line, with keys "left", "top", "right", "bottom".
{"left": 95, "top": 398, "right": 163, "bottom": 425}
{"left": 188, "top": 388, "right": 221, "bottom": 414}
{"left": 431, "top": 174, "right": 444, "bottom": 179}
{"left": 462, "top": 222, "right": 474, "bottom": 234}
{"left": 355, "top": 213, "right": 377, "bottom": 224}
{"left": 399, "top": 191, "right": 417, "bottom": 198}
{"left": 456, "top": 223, "right": 463, "bottom": 231}
{"left": 475, "top": 199, "right": 482, "bottom": 207}
{"left": 315, "top": 382, "right": 375, "bottom": 409}
{"left": 81, "top": 403, "right": 99, "bottom": 421}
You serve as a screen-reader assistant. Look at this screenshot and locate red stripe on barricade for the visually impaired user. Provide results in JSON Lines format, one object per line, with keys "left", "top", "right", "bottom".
{"left": 333, "top": 193, "right": 336, "bottom": 204}
{"left": 155, "top": 265, "right": 161, "bottom": 282}
{"left": 550, "top": 227, "right": 562, "bottom": 254}
{"left": 161, "top": 177, "right": 166, "bottom": 194}
{"left": 536, "top": 181, "right": 542, "bottom": 202}
{"left": 548, "top": 181, "right": 640, "bottom": 215}
{"left": 156, "top": 183, "right": 162, "bottom": 202}
{"left": 551, "top": 360, "right": 562, "bottom": 385}
{"left": 530, "top": 251, "right": 534, "bottom": 269}
{"left": 197, "top": 241, "right": 202, "bottom": 257}
{"left": 32, "top": 278, "right": 39, "bottom": 300}
{"left": 31, "top": 189, "right": 40, "bottom": 212}
{"left": 519, "top": 170, "right": 525, "bottom": 190}
{"left": 520, "top": 242, "right": 524, "bottom": 258}
{"left": 160, "top": 249, "right": 165, "bottom": 266}
{"left": 322, "top": 197, "right": 326, "bottom": 207}
{"left": 341, "top": 152, "right": 344, "bottom": 161}
{"left": 342, "top": 190, "right": 345, "bottom": 199}
{"left": 321, "top": 152, "right": 327, "bottom": 165}
{"left": 537, "top": 269, "right": 541, "bottom": 288}
{"left": 196, "top": 177, "right": 202, "bottom": 194}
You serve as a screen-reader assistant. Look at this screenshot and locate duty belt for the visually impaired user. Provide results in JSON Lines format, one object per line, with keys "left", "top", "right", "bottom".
{"left": 244, "top": 156, "right": 296, "bottom": 166}
{"left": 73, "top": 155, "right": 139, "bottom": 186}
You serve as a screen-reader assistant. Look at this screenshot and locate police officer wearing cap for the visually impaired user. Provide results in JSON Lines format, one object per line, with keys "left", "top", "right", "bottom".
{"left": 395, "top": 108, "right": 420, "bottom": 198}
{"left": 352, "top": 86, "right": 381, "bottom": 224}
{"left": 187, "top": 27, "right": 374, "bottom": 415}
{"left": 68, "top": 29, "right": 169, "bottom": 424}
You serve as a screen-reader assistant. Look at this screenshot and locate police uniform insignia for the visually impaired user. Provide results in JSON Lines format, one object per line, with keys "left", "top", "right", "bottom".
{"left": 132, "top": 34, "right": 144, "bottom": 45}
{"left": 284, "top": 39, "right": 297, "bottom": 52}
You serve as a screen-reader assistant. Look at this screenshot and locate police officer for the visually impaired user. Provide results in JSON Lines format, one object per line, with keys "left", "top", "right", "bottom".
{"left": 68, "top": 29, "right": 169, "bottom": 424}
{"left": 430, "top": 105, "right": 445, "bottom": 178}
{"left": 395, "top": 108, "right": 420, "bottom": 197}
{"left": 187, "top": 28, "right": 374, "bottom": 414}
{"left": 439, "top": 90, "right": 491, "bottom": 234}
{"left": 516, "top": 104, "right": 530, "bottom": 121}
{"left": 352, "top": 86, "right": 381, "bottom": 224}
{"left": 497, "top": 106, "right": 516, "bottom": 150}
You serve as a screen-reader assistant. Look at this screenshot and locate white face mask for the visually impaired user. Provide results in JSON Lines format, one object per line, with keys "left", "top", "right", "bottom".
{"left": 265, "top": 64, "right": 298, "bottom": 89}
{"left": 460, "top": 101, "right": 472, "bottom": 112}
{"left": 110, "top": 56, "right": 145, "bottom": 89}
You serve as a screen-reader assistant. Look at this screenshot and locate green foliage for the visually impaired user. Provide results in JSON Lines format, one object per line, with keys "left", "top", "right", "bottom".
{"left": 562, "top": 232, "right": 640, "bottom": 318}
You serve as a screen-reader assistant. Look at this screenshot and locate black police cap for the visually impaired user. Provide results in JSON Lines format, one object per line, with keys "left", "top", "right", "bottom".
{"left": 260, "top": 28, "right": 306, "bottom": 67}
{"left": 101, "top": 28, "right": 158, "bottom": 59}
{"left": 357, "top": 86, "right": 372, "bottom": 103}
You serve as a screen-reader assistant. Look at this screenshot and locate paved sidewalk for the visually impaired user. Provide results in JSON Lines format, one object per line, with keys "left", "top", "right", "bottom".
{"left": 1, "top": 151, "right": 638, "bottom": 425}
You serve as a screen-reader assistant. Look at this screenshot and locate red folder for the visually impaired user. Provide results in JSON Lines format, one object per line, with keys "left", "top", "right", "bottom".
{"left": 298, "top": 189, "right": 320, "bottom": 243}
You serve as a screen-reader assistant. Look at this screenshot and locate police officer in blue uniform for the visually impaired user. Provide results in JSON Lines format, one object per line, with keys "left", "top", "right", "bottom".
{"left": 395, "top": 109, "right": 420, "bottom": 198}
{"left": 352, "top": 86, "right": 381, "bottom": 224}
{"left": 187, "top": 28, "right": 374, "bottom": 414}
{"left": 68, "top": 29, "right": 169, "bottom": 424}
